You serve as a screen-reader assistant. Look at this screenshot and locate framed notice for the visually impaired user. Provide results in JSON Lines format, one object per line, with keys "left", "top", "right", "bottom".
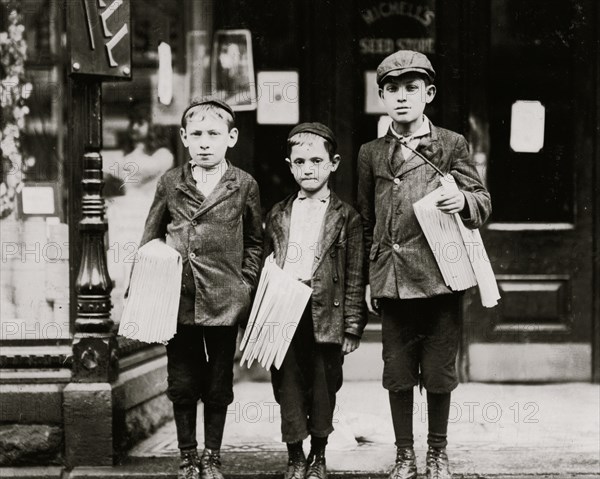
{"left": 211, "top": 30, "right": 257, "bottom": 111}
{"left": 257, "top": 71, "right": 300, "bottom": 125}
{"left": 365, "top": 71, "right": 386, "bottom": 114}
{"left": 17, "top": 182, "right": 61, "bottom": 218}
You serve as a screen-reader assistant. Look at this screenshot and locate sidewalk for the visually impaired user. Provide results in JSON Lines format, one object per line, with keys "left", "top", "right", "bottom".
{"left": 126, "top": 381, "right": 599, "bottom": 477}
{"left": 3, "top": 381, "right": 598, "bottom": 478}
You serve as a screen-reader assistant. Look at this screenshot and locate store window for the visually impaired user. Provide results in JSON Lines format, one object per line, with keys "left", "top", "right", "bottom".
{"left": 102, "top": 0, "right": 185, "bottom": 322}
{"left": 1, "top": 0, "right": 69, "bottom": 341}
{"left": 487, "top": 0, "right": 578, "bottom": 223}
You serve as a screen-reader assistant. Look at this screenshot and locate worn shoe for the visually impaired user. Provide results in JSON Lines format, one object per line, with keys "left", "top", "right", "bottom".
{"left": 425, "top": 446, "right": 452, "bottom": 479}
{"left": 284, "top": 446, "right": 307, "bottom": 479}
{"left": 200, "top": 448, "right": 225, "bottom": 479}
{"left": 178, "top": 449, "right": 200, "bottom": 479}
{"left": 306, "top": 450, "right": 327, "bottom": 479}
{"left": 388, "top": 447, "right": 417, "bottom": 479}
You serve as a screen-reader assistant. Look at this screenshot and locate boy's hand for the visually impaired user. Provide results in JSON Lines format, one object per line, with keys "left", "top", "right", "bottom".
{"left": 436, "top": 191, "right": 466, "bottom": 215}
{"left": 342, "top": 334, "right": 360, "bottom": 355}
{"left": 365, "top": 284, "right": 380, "bottom": 315}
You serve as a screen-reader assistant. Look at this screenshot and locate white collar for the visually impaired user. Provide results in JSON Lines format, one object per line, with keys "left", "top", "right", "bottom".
{"left": 390, "top": 115, "right": 431, "bottom": 140}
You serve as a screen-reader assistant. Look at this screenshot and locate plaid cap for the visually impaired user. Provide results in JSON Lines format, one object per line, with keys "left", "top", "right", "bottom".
{"left": 180, "top": 97, "right": 235, "bottom": 127}
{"left": 376, "top": 50, "right": 436, "bottom": 85}
{"left": 288, "top": 122, "right": 337, "bottom": 150}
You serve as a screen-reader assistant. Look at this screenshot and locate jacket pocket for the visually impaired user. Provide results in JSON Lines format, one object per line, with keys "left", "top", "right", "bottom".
{"left": 369, "top": 242, "right": 379, "bottom": 261}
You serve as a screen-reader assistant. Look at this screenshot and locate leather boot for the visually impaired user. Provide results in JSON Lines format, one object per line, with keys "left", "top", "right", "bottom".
{"left": 425, "top": 446, "right": 452, "bottom": 479}
{"left": 388, "top": 447, "right": 417, "bottom": 479}
{"left": 284, "top": 443, "right": 307, "bottom": 479}
{"left": 200, "top": 448, "right": 224, "bottom": 479}
{"left": 306, "top": 449, "right": 327, "bottom": 479}
{"left": 178, "top": 449, "right": 200, "bottom": 479}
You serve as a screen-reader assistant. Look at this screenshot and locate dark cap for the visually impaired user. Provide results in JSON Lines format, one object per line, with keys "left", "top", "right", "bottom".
{"left": 288, "top": 122, "right": 337, "bottom": 150}
{"left": 376, "top": 50, "right": 435, "bottom": 85}
{"left": 181, "top": 97, "right": 235, "bottom": 127}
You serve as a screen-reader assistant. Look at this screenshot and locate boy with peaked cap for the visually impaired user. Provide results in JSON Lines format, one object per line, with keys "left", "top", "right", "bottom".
{"left": 139, "top": 98, "right": 263, "bottom": 479}
{"left": 264, "top": 123, "right": 367, "bottom": 479}
{"left": 357, "top": 51, "right": 491, "bottom": 479}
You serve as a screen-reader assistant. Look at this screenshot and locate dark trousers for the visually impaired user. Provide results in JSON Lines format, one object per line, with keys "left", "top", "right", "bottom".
{"left": 270, "top": 304, "right": 343, "bottom": 443}
{"left": 380, "top": 294, "right": 461, "bottom": 393}
{"left": 381, "top": 294, "right": 461, "bottom": 449}
{"left": 166, "top": 324, "right": 238, "bottom": 450}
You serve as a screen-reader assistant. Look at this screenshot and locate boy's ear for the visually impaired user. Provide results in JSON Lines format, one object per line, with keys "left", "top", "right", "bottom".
{"left": 227, "top": 127, "right": 239, "bottom": 148}
{"left": 425, "top": 84, "right": 437, "bottom": 104}
{"left": 329, "top": 154, "right": 341, "bottom": 172}
{"left": 285, "top": 157, "right": 292, "bottom": 169}
{"left": 378, "top": 87, "right": 384, "bottom": 100}
{"left": 179, "top": 127, "right": 188, "bottom": 147}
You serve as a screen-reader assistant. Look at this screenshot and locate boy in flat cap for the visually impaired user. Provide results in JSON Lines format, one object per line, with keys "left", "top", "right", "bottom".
{"left": 357, "top": 51, "right": 491, "bottom": 479}
{"left": 139, "top": 98, "right": 263, "bottom": 479}
{"left": 264, "top": 122, "right": 367, "bottom": 479}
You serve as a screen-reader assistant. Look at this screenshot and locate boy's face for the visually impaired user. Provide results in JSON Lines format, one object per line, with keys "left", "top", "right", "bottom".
{"left": 286, "top": 140, "right": 339, "bottom": 196}
{"left": 379, "top": 73, "right": 436, "bottom": 128}
{"left": 179, "top": 114, "right": 238, "bottom": 169}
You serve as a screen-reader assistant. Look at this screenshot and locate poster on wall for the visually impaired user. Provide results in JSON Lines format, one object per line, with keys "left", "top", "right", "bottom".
{"left": 211, "top": 29, "right": 257, "bottom": 111}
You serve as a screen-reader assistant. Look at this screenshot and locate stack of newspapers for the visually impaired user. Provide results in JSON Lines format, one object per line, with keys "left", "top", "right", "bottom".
{"left": 240, "top": 254, "right": 312, "bottom": 370}
{"left": 413, "top": 174, "right": 500, "bottom": 308}
{"left": 118, "top": 239, "right": 182, "bottom": 343}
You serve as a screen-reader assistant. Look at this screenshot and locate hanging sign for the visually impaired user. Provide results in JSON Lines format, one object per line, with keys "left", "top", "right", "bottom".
{"left": 68, "top": 0, "right": 132, "bottom": 79}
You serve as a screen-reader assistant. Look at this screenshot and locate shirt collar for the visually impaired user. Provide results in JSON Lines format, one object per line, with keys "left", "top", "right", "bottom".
{"left": 297, "top": 191, "right": 330, "bottom": 203}
{"left": 390, "top": 115, "right": 431, "bottom": 140}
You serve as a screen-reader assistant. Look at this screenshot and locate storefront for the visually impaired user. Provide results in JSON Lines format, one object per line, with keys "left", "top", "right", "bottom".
{"left": 1, "top": 0, "right": 598, "bottom": 468}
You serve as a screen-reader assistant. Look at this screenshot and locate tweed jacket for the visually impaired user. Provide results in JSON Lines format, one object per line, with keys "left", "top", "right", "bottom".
{"left": 264, "top": 191, "right": 367, "bottom": 344}
{"left": 140, "top": 160, "right": 263, "bottom": 326}
{"left": 357, "top": 124, "right": 491, "bottom": 300}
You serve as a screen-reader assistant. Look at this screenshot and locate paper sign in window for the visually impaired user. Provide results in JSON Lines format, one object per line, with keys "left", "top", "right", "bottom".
{"left": 510, "top": 101, "right": 545, "bottom": 153}
{"left": 21, "top": 186, "right": 56, "bottom": 215}
{"left": 257, "top": 71, "right": 299, "bottom": 125}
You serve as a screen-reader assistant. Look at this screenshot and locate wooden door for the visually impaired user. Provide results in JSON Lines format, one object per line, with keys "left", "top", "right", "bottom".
{"left": 462, "top": 0, "right": 597, "bottom": 381}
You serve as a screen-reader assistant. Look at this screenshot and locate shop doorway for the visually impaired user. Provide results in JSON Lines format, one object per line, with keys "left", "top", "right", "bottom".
{"left": 462, "top": 0, "right": 597, "bottom": 382}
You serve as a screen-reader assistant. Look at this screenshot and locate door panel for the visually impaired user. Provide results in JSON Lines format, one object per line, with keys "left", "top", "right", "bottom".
{"left": 464, "top": 0, "right": 595, "bottom": 381}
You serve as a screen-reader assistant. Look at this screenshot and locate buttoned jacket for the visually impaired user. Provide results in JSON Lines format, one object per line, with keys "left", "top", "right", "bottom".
{"left": 264, "top": 191, "right": 367, "bottom": 344}
{"left": 140, "top": 161, "right": 263, "bottom": 326}
{"left": 357, "top": 124, "right": 492, "bottom": 299}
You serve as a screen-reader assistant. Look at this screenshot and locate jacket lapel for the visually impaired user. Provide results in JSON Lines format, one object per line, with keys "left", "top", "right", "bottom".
{"left": 396, "top": 126, "right": 442, "bottom": 178}
{"left": 175, "top": 162, "right": 205, "bottom": 206}
{"left": 269, "top": 194, "right": 295, "bottom": 268}
{"left": 177, "top": 161, "right": 241, "bottom": 221}
{"left": 312, "top": 193, "right": 344, "bottom": 273}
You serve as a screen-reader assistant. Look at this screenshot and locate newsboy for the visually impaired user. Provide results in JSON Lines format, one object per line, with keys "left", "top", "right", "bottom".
{"left": 139, "top": 98, "right": 263, "bottom": 479}
{"left": 265, "top": 122, "right": 367, "bottom": 479}
{"left": 357, "top": 51, "right": 491, "bottom": 479}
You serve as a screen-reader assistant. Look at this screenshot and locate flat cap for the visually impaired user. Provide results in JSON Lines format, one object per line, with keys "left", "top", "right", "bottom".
{"left": 181, "top": 97, "right": 235, "bottom": 127}
{"left": 376, "top": 50, "right": 435, "bottom": 85}
{"left": 288, "top": 122, "right": 337, "bottom": 150}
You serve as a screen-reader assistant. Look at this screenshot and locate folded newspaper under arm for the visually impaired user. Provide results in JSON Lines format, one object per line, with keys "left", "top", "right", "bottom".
{"left": 413, "top": 174, "right": 500, "bottom": 308}
{"left": 240, "top": 254, "right": 313, "bottom": 371}
{"left": 118, "top": 239, "right": 182, "bottom": 344}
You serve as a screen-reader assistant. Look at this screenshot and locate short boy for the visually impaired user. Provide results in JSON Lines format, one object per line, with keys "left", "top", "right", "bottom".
{"left": 264, "top": 123, "right": 366, "bottom": 479}
{"left": 140, "top": 98, "right": 263, "bottom": 479}
{"left": 357, "top": 51, "right": 491, "bottom": 479}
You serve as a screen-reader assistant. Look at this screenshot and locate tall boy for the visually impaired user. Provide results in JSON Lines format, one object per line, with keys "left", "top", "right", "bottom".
{"left": 357, "top": 51, "right": 491, "bottom": 479}
{"left": 140, "top": 99, "right": 263, "bottom": 479}
{"left": 264, "top": 123, "right": 366, "bottom": 479}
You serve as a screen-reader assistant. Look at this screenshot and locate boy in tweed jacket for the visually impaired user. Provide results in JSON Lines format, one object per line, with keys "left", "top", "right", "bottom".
{"left": 357, "top": 51, "right": 491, "bottom": 479}
{"left": 140, "top": 98, "right": 262, "bottom": 479}
{"left": 264, "top": 123, "right": 366, "bottom": 479}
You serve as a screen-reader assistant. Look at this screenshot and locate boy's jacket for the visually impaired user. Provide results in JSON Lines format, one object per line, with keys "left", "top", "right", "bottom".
{"left": 264, "top": 191, "right": 367, "bottom": 344}
{"left": 357, "top": 124, "right": 492, "bottom": 300}
{"left": 140, "top": 161, "right": 263, "bottom": 326}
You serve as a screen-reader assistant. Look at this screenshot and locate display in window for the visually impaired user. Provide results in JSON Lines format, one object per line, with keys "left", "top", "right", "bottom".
{"left": 211, "top": 29, "right": 257, "bottom": 111}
